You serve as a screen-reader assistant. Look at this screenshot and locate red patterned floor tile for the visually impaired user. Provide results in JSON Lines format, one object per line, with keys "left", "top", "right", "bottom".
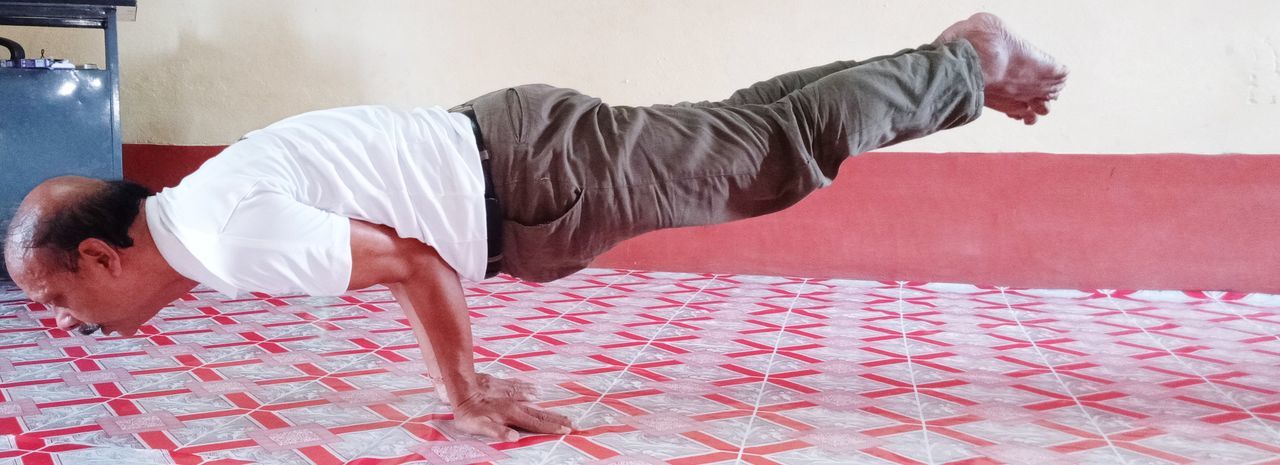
{"left": 2, "top": 274, "right": 1279, "bottom": 464}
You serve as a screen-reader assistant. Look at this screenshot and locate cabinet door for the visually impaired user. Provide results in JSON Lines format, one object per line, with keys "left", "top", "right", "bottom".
{"left": 0, "top": 68, "right": 119, "bottom": 273}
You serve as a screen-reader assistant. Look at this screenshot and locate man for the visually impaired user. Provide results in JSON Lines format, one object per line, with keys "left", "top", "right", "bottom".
{"left": 3, "top": 13, "right": 1066, "bottom": 442}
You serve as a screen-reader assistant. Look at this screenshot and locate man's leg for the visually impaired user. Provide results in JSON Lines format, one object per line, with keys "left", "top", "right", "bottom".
{"left": 595, "top": 41, "right": 987, "bottom": 229}
{"left": 685, "top": 13, "right": 1067, "bottom": 119}
{"left": 584, "top": 14, "right": 1067, "bottom": 238}
{"left": 473, "top": 13, "right": 1066, "bottom": 283}
{"left": 484, "top": 40, "right": 984, "bottom": 283}
{"left": 676, "top": 49, "right": 921, "bottom": 108}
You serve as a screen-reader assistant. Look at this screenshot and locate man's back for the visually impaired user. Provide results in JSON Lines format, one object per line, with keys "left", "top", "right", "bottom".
{"left": 148, "top": 105, "right": 490, "bottom": 296}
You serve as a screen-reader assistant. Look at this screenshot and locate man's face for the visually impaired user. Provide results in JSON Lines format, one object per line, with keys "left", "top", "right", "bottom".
{"left": 10, "top": 249, "right": 160, "bottom": 337}
{"left": 4, "top": 176, "right": 176, "bottom": 337}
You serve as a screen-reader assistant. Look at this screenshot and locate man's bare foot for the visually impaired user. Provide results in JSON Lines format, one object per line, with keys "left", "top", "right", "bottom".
{"left": 935, "top": 12, "right": 1069, "bottom": 125}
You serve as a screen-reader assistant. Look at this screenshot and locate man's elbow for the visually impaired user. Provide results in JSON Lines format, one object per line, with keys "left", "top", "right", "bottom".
{"left": 348, "top": 219, "right": 452, "bottom": 288}
{"left": 400, "top": 241, "right": 457, "bottom": 283}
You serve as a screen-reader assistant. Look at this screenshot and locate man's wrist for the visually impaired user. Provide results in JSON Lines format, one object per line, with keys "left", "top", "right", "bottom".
{"left": 439, "top": 369, "right": 481, "bottom": 404}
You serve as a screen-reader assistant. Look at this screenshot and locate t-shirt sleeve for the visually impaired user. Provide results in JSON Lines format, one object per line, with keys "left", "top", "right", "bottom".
{"left": 213, "top": 188, "right": 353, "bottom": 296}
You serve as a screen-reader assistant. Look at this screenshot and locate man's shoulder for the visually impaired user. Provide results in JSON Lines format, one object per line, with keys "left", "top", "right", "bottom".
{"left": 152, "top": 173, "right": 275, "bottom": 234}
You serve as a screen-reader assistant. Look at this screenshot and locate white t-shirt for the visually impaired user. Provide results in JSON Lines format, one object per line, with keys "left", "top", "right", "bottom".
{"left": 146, "top": 105, "right": 487, "bottom": 297}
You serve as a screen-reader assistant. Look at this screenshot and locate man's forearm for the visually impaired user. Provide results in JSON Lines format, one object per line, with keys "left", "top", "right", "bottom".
{"left": 391, "top": 267, "right": 479, "bottom": 404}
{"left": 388, "top": 284, "right": 456, "bottom": 402}
{"left": 347, "top": 218, "right": 572, "bottom": 439}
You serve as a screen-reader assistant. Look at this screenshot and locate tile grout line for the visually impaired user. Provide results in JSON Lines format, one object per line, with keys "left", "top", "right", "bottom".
{"left": 340, "top": 270, "right": 634, "bottom": 461}
{"left": 1102, "top": 291, "right": 1280, "bottom": 442}
{"left": 731, "top": 278, "right": 809, "bottom": 465}
{"left": 534, "top": 273, "right": 720, "bottom": 465}
{"left": 892, "top": 282, "right": 938, "bottom": 465}
{"left": 996, "top": 287, "right": 1133, "bottom": 465}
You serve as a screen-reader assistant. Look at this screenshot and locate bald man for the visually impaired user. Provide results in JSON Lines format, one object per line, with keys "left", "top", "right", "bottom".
{"left": 4, "top": 13, "right": 1066, "bottom": 441}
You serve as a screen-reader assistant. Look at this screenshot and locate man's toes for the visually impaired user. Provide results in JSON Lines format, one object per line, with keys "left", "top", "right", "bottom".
{"left": 984, "top": 92, "right": 1018, "bottom": 111}
{"left": 1007, "top": 107, "right": 1037, "bottom": 125}
{"left": 1002, "top": 80, "right": 1065, "bottom": 103}
{"left": 1045, "top": 75, "right": 1068, "bottom": 91}
{"left": 1051, "top": 64, "right": 1070, "bottom": 80}
{"left": 1005, "top": 109, "right": 1030, "bottom": 121}
{"left": 1002, "top": 99, "right": 1048, "bottom": 124}
{"left": 1030, "top": 99, "right": 1050, "bottom": 116}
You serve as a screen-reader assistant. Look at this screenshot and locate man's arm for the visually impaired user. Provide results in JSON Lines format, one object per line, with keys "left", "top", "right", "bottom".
{"left": 346, "top": 218, "right": 571, "bottom": 440}
{"left": 388, "top": 284, "right": 537, "bottom": 404}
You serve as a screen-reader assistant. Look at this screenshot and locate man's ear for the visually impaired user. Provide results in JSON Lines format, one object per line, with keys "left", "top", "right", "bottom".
{"left": 77, "top": 239, "right": 123, "bottom": 276}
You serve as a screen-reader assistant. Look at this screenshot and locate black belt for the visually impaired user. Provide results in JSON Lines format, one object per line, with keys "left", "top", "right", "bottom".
{"left": 452, "top": 105, "right": 504, "bottom": 279}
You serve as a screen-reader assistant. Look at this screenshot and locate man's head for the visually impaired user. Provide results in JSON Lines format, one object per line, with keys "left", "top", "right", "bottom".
{"left": 4, "top": 176, "right": 175, "bottom": 336}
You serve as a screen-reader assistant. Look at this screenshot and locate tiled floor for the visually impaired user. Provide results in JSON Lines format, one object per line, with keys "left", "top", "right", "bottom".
{"left": 1, "top": 269, "right": 1279, "bottom": 465}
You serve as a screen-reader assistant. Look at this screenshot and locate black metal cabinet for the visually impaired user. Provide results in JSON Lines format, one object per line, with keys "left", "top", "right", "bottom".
{"left": 0, "top": 0, "right": 137, "bottom": 274}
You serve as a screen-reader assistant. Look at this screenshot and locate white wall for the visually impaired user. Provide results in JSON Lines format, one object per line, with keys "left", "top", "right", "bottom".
{"left": 3, "top": 1, "right": 1279, "bottom": 153}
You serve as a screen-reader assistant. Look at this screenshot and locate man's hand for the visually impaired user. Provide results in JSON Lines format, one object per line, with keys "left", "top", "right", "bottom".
{"left": 452, "top": 385, "right": 573, "bottom": 442}
{"left": 436, "top": 373, "right": 573, "bottom": 441}
{"left": 434, "top": 372, "right": 536, "bottom": 404}
{"left": 346, "top": 219, "right": 575, "bottom": 441}
{"left": 476, "top": 373, "right": 538, "bottom": 402}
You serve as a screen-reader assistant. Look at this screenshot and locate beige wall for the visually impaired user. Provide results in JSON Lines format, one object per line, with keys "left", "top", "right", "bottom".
{"left": 3, "top": 1, "right": 1279, "bottom": 153}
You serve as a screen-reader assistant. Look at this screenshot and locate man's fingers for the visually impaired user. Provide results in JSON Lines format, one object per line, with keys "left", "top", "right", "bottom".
{"left": 526, "top": 407, "right": 573, "bottom": 430}
{"left": 456, "top": 416, "right": 520, "bottom": 442}
{"left": 508, "top": 405, "right": 572, "bottom": 435}
{"left": 526, "top": 405, "right": 573, "bottom": 432}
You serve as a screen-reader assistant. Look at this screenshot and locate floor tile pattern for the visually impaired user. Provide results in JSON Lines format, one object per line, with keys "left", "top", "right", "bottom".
{"left": 0, "top": 269, "right": 1278, "bottom": 464}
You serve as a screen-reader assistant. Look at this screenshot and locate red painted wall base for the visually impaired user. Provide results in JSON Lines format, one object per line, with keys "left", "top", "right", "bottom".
{"left": 125, "top": 145, "right": 1280, "bottom": 293}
